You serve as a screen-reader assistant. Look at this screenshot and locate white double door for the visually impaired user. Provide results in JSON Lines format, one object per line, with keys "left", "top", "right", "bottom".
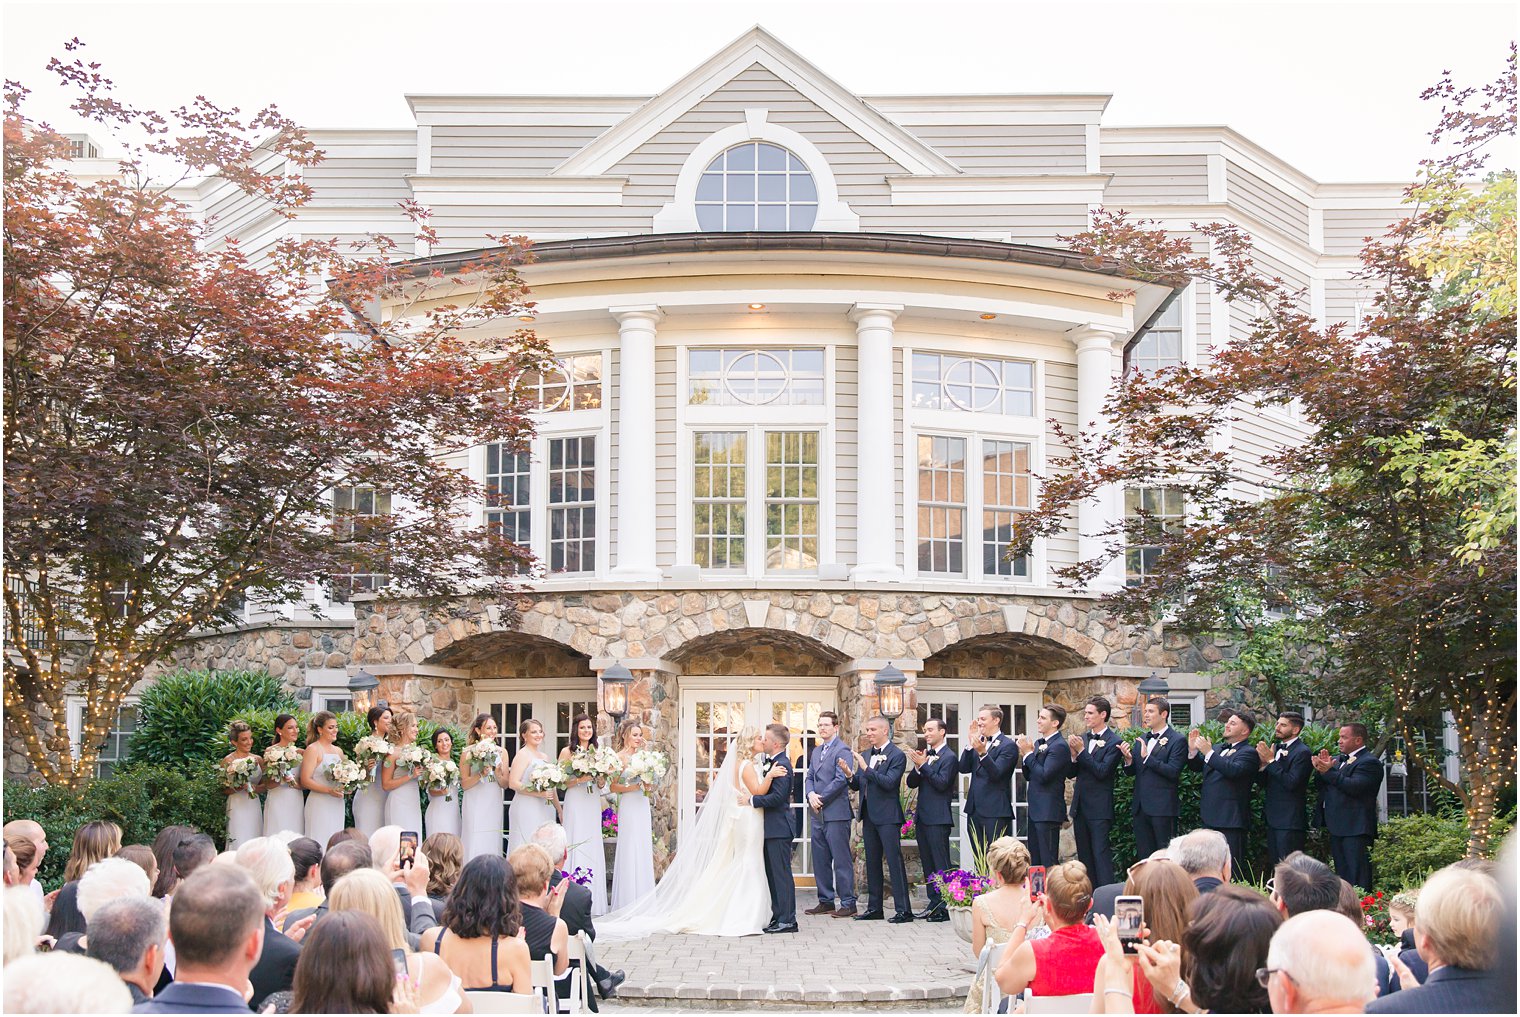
{"left": 680, "top": 681, "right": 835, "bottom": 882}
{"left": 479, "top": 685, "right": 600, "bottom": 852}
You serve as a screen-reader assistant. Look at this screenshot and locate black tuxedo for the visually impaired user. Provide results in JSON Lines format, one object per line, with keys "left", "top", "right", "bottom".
{"left": 1071, "top": 727, "right": 1122, "bottom": 885}
{"left": 1313, "top": 748, "right": 1383, "bottom": 889}
{"left": 851, "top": 742, "right": 911, "bottom": 917}
{"left": 1256, "top": 737, "right": 1312, "bottom": 867}
{"left": 248, "top": 917, "right": 300, "bottom": 1010}
{"left": 1124, "top": 726, "right": 1186, "bottom": 861}
{"left": 752, "top": 750, "right": 796, "bottom": 926}
{"left": 1188, "top": 738, "right": 1259, "bottom": 876}
{"left": 959, "top": 734, "right": 1018, "bottom": 850}
{"left": 906, "top": 742, "right": 957, "bottom": 911}
{"left": 1021, "top": 735, "right": 1076, "bottom": 867}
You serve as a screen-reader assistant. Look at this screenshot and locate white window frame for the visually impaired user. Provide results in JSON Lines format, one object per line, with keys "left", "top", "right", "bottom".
{"left": 1126, "top": 287, "right": 1191, "bottom": 375}
{"left": 65, "top": 694, "right": 141, "bottom": 777}
{"left": 676, "top": 343, "right": 836, "bottom": 578}
{"left": 306, "top": 669, "right": 356, "bottom": 714}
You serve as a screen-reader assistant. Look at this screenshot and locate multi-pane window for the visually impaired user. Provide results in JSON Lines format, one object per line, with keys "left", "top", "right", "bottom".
{"left": 917, "top": 435, "right": 967, "bottom": 575}
{"left": 1127, "top": 299, "right": 1184, "bottom": 374}
{"left": 521, "top": 354, "right": 602, "bottom": 411}
{"left": 764, "top": 431, "right": 820, "bottom": 572}
{"left": 689, "top": 348, "right": 825, "bottom": 407}
{"left": 695, "top": 142, "right": 818, "bottom": 232}
{"left": 332, "top": 486, "right": 390, "bottom": 601}
{"left": 485, "top": 444, "right": 532, "bottom": 545}
{"left": 981, "top": 440, "right": 1033, "bottom": 580}
{"left": 1125, "top": 486, "right": 1185, "bottom": 584}
{"left": 547, "top": 436, "right": 596, "bottom": 574}
{"left": 69, "top": 699, "right": 138, "bottom": 778}
{"left": 911, "top": 353, "right": 1035, "bottom": 416}
{"left": 693, "top": 432, "right": 747, "bottom": 570}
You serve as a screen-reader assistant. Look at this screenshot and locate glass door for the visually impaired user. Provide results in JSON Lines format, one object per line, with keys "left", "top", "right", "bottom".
{"left": 481, "top": 684, "right": 599, "bottom": 852}
{"left": 763, "top": 695, "right": 831, "bottom": 881}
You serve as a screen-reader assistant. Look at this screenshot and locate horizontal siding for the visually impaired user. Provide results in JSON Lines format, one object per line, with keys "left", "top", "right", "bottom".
{"left": 834, "top": 342, "right": 859, "bottom": 567}
{"left": 1226, "top": 163, "right": 1309, "bottom": 244}
{"left": 1194, "top": 279, "right": 1213, "bottom": 353}
{"left": 1101, "top": 155, "right": 1209, "bottom": 205}
{"left": 654, "top": 344, "right": 677, "bottom": 567}
{"left": 1321, "top": 206, "right": 1402, "bottom": 255}
{"left": 1043, "top": 358, "right": 1080, "bottom": 578}
{"left": 856, "top": 204, "right": 1091, "bottom": 247}
{"left": 1324, "top": 276, "right": 1377, "bottom": 327}
{"left": 418, "top": 103, "right": 634, "bottom": 175}
{"left": 304, "top": 132, "right": 415, "bottom": 204}
{"left": 1231, "top": 403, "right": 1308, "bottom": 489}
{"left": 884, "top": 120, "right": 1087, "bottom": 173}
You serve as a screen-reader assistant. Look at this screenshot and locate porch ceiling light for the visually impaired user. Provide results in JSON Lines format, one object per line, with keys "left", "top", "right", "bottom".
{"left": 875, "top": 662, "right": 908, "bottom": 722}
{"left": 979, "top": 313, "right": 996, "bottom": 320}
{"left": 602, "top": 662, "right": 635, "bottom": 725}
{"left": 748, "top": 303, "right": 766, "bottom": 310}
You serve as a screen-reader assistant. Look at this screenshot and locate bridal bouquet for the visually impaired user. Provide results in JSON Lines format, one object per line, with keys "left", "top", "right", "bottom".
{"left": 422, "top": 755, "right": 460, "bottom": 800}
{"left": 353, "top": 735, "right": 392, "bottom": 770}
{"left": 461, "top": 739, "right": 502, "bottom": 775}
{"left": 568, "top": 745, "right": 622, "bottom": 783}
{"left": 262, "top": 744, "right": 303, "bottom": 786}
{"left": 392, "top": 743, "right": 429, "bottom": 776}
{"left": 221, "top": 756, "right": 262, "bottom": 798}
{"left": 524, "top": 763, "right": 569, "bottom": 795}
{"left": 626, "top": 749, "right": 670, "bottom": 786}
{"left": 326, "top": 757, "right": 369, "bottom": 794}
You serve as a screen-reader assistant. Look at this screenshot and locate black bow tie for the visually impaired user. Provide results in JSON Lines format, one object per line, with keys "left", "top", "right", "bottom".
{"left": 1146, "top": 732, "right": 1159, "bottom": 741}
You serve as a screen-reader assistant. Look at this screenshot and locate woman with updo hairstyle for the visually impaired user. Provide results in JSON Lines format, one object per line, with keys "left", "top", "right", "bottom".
{"left": 557, "top": 711, "right": 608, "bottom": 915}
{"left": 460, "top": 713, "right": 509, "bottom": 862}
{"left": 995, "top": 860, "right": 1104, "bottom": 999}
{"left": 352, "top": 705, "right": 394, "bottom": 837}
{"left": 505, "top": 718, "right": 559, "bottom": 856}
{"left": 222, "top": 720, "right": 264, "bottom": 849}
{"left": 425, "top": 727, "right": 461, "bottom": 838}
{"left": 300, "top": 710, "right": 348, "bottom": 849}
{"left": 381, "top": 712, "right": 424, "bottom": 832}
{"left": 962, "top": 836, "right": 1041, "bottom": 1013}
{"left": 263, "top": 712, "right": 305, "bottom": 837}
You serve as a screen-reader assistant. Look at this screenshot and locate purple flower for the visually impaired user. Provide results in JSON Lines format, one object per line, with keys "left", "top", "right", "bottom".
{"left": 559, "top": 867, "right": 594, "bottom": 888}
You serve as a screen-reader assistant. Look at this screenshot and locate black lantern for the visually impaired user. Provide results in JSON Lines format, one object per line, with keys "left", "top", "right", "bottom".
{"left": 348, "top": 669, "right": 380, "bottom": 714}
{"left": 875, "top": 662, "right": 908, "bottom": 723}
{"left": 602, "top": 662, "right": 634, "bottom": 726}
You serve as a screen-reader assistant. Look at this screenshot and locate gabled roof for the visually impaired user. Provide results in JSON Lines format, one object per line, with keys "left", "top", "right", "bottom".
{"left": 552, "top": 26, "right": 963, "bottom": 178}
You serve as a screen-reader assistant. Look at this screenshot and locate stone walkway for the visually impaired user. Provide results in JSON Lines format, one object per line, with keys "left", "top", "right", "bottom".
{"left": 596, "top": 891, "right": 975, "bottom": 1011}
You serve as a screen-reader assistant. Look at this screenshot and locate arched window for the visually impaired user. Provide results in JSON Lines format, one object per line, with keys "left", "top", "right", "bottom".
{"left": 694, "top": 142, "right": 818, "bottom": 231}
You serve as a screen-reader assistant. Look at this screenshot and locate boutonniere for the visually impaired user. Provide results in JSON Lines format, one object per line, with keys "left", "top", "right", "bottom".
{"left": 1221, "top": 747, "right": 1234, "bottom": 756}
{"left": 1159, "top": 737, "right": 1169, "bottom": 747}
{"left": 1038, "top": 742, "right": 1048, "bottom": 753}
{"left": 762, "top": 759, "right": 774, "bottom": 773}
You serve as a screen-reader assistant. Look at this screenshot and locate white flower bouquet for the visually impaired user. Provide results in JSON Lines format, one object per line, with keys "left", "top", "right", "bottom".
{"left": 422, "top": 754, "right": 460, "bottom": 800}
{"left": 353, "top": 735, "right": 393, "bottom": 769}
{"left": 392, "top": 743, "right": 429, "bottom": 776}
{"left": 626, "top": 749, "right": 670, "bottom": 787}
{"left": 524, "top": 762, "right": 569, "bottom": 795}
{"left": 327, "top": 757, "right": 369, "bottom": 794}
{"left": 461, "top": 739, "right": 502, "bottom": 775}
{"left": 262, "top": 744, "right": 303, "bottom": 786}
{"left": 222, "top": 756, "right": 262, "bottom": 798}
{"left": 569, "top": 745, "right": 623, "bottom": 783}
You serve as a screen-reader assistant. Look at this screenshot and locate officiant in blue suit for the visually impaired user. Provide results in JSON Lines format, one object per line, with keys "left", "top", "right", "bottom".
{"left": 845, "top": 716, "right": 913, "bottom": 923}
{"left": 803, "top": 710, "right": 857, "bottom": 918}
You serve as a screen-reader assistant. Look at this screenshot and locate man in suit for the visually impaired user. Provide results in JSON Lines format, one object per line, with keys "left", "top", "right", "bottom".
{"left": 958, "top": 704, "right": 1018, "bottom": 853}
{"left": 1119, "top": 696, "right": 1187, "bottom": 863}
{"left": 1312, "top": 722, "right": 1383, "bottom": 889}
{"left": 748, "top": 722, "right": 797, "bottom": 933}
{"left": 1187, "top": 708, "right": 1260, "bottom": 877}
{"left": 535, "top": 824, "right": 624, "bottom": 1004}
{"left": 1017, "top": 703, "right": 1076, "bottom": 868}
{"left": 87, "top": 897, "right": 167, "bottom": 1007}
{"left": 1255, "top": 710, "right": 1313, "bottom": 868}
{"left": 1068, "top": 696, "right": 1122, "bottom": 887}
{"left": 133, "top": 865, "right": 264, "bottom": 1014}
{"left": 803, "top": 710, "right": 857, "bottom": 918}
{"left": 234, "top": 838, "right": 301, "bottom": 1010}
{"left": 845, "top": 715, "right": 912, "bottom": 923}
{"left": 1169, "top": 829, "right": 1231, "bottom": 895}
{"left": 906, "top": 716, "right": 956, "bottom": 921}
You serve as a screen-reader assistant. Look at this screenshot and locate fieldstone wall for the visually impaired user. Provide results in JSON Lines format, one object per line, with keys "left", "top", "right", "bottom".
{"left": 163, "top": 621, "right": 355, "bottom": 684}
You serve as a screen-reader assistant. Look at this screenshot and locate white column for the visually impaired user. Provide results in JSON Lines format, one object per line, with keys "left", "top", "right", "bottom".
{"left": 848, "top": 303, "right": 905, "bottom": 582}
{"left": 1070, "top": 327, "right": 1127, "bottom": 592}
{"left": 609, "top": 306, "right": 663, "bottom": 582}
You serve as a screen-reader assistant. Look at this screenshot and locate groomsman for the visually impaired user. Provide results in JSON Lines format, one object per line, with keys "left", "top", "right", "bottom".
{"left": 1187, "top": 708, "right": 1260, "bottom": 877}
{"left": 803, "top": 711, "right": 857, "bottom": 918}
{"left": 959, "top": 705, "right": 1018, "bottom": 853}
{"left": 906, "top": 717, "right": 956, "bottom": 921}
{"left": 1312, "top": 722, "right": 1384, "bottom": 889}
{"left": 1017, "top": 704, "right": 1076, "bottom": 868}
{"left": 844, "top": 717, "right": 912, "bottom": 923}
{"left": 1255, "top": 711, "right": 1313, "bottom": 868}
{"left": 1068, "top": 696, "right": 1122, "bottom": 887}
{"left": 1119, "top": 697, "right": 1187, "bottom": 863}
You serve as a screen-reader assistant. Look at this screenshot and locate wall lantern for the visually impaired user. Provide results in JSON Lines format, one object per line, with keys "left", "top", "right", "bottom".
{"left": 602, "top": 662, "right": 635, "bottom": 726}
{"left": 348, "top": 669, "right": 380, "bottom": 714}
{"left": 875, "top": 662, "right": 908, "bottom": 723}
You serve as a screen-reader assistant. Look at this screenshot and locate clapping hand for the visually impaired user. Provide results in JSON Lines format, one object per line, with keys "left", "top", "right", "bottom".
{"left": 1312, "top": 750, "right": 1334, "bottom": 773}
{"left": 283, "top": 914, "right": 316, "bottom": 944}
{"left": 1015, "top": 734, "right": 1034, "bottom": 755}
{"left": 547, "top": 878, "right": 570, "bottom": 917}
{"left": 1256, "top": 741, "right": 1275, "bottom": 765}
{"left": 1193, "top": 733, "right": 1213, "bottom": 756}
{"left": 1136, "top": 940, "right": 1183, "bottom": 1000}
{"left": 837, "top": 756, "right": 853, "bottom": 777}
{"left": 852, "top": 751, "right": 868, "bottom": 771}
{"left": 908, "top": 747, "right": 927, "bottom": 767}
{"left": 1067, "top": 734, "right": 1083, "bottom": 758}
{"left": 1117, "top": 740, "right": 1133, "bottom": 762}
{"left": 1388, "top": 950, "right": 1421, "bottom": 988}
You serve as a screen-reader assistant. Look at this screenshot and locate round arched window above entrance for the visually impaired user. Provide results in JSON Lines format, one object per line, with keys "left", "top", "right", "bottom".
{"left": 694, "top": 142, "right": 818, "bottom": 231}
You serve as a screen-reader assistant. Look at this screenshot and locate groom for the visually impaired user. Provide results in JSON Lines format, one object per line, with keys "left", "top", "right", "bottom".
{"left": 751, "top": 723, "right": 798, "bottom": 934}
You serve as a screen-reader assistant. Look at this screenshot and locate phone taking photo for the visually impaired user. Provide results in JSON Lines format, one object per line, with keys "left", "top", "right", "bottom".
{"left": 1115, "top": 895, "right": 1145, "bottom": 954}
{"left": 392, "top": 947, "right": 409, "bottom": 979}
{"left": 1028, "top": 865, "right": 1046, "bottom": 899}
{"left": 398, "top": 830, "right": 419, "bottom": 869}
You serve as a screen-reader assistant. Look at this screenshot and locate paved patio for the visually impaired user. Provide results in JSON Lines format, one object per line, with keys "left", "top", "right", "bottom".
{"left": 596, "top": 890, "right": 976, "bottom": 1011}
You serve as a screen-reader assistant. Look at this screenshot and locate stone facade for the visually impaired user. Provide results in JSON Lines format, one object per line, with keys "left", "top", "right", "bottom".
{"left": 163, "top": 620, "right": 356, "bottom": 684}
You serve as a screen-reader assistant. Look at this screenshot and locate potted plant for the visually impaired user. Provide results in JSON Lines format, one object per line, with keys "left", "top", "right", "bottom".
{"left": 928, "top": 867, "right": 995, "bottom": 943}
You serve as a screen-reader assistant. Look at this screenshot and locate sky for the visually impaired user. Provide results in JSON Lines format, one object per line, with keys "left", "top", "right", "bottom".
{"left": 2, "top": 0, "right": 1514, "bottom": 183}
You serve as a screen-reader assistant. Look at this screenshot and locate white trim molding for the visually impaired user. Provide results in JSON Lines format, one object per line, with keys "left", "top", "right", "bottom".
{"left": 888, "top": 174, "right": 1110, "bottom": 207}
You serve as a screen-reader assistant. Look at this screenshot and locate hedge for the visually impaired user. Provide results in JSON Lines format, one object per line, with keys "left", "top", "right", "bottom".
{"left": 128, "top": 669, "right": 296, "bottom": 769}
{"left": 1370, "top": 811, "right": 1513, "bottom": 891}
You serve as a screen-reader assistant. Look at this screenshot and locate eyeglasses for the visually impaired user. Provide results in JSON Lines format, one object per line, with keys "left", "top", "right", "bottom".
{"left": 1255, "top": 967, "right": 1294, "bottom": 989}
{"left": 1265, "top": 877, "right": 1277, "bottom": 896}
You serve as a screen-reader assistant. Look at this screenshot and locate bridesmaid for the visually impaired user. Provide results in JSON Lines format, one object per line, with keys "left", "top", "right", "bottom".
{"left": 557, "top": 713, "right": 608, "bottom": 916}
{"left": 506, "top": 718, "right": 560, "bottom": 857}
{"left": 381, "top": 712, "right": 425, "bottom": 833}
{"left": 425, "top": 728, "right": 461, "bottom": 838}
{"left": 352, "top": 705, "right": 392, "bottom": 837}
{"left": 222, "top": 721, "right": 263, "bottom": 850}
{"left": 262, "top": 713, "right": 306, "bottom": 838}
{"left": 608, "top": 720, "right": 655, "bottom": 910}
{"left": 460, "top": 713, "right": 509, "bottom": 862}
{"left": 301, "top": 711, "right": 348, "bottom": 849}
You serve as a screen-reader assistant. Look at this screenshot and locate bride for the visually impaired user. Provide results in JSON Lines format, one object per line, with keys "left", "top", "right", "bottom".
{"left": 596, "top": 726, "right": 787, "bottom": 939}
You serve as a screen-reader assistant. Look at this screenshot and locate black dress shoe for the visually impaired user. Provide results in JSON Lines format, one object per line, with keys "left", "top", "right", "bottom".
{"left": 925, "top": 911, "right": 950, "bottom": 923}
{"left": 852, "top": 910, "right": 885, "bottom": 921}
{"left": 888, "top": 912, "right": 915, "bottom": 924}
{"left": 596, "top": 970, "right": 626, "bottom": 998}
{"left": 764, "top": 922, "right": 799, "bottom": 933}
{"left": 913, "top": 908, "right": 937, "bottom": 920}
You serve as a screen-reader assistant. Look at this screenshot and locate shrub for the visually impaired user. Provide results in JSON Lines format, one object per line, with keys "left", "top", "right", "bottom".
{"left": 1370, "top": 810, "right": 1513, "bottom": 890}
{"left": 128, "top": 669, "right": 296, "bottom": 769}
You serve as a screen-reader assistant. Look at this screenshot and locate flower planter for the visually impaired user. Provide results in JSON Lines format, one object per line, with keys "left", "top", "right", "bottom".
{"left": 949, "top": 906, "right": 975, "bottom": 943}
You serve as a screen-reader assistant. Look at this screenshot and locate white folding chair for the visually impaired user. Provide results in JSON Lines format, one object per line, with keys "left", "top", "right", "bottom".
{"left": 463, "top": 989, "right": 544, "bottom": 1014}
{"left": 1024, "top": 990, "right": 1096, "bottom": 1014}
{"left": 979, "top": 942, "right": 1008, "bottom": 1015}
{"left": 560, "top": 932, "right": 592, "bottom": 1014}
{"left": 529, "top": 957, "right": 558, "bottom": 1013}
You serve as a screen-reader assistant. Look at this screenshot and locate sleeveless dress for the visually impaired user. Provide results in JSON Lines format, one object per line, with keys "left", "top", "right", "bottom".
{"left": 461, "top": 759, "right": 504, "bottom": 861}
{"left": 385, "top": 754, "right": 426, "bottom": 833}
{"left": 224, "top": 757, "right": 264, "bottom": 849}
{"left": 609, "top": 772, "right": 654, "bottom": 911}
{"left": 664, "top": 759, "right": 769, "bottom": 935}
{"left": 352, "top": 759, "right": 388, "bottom": 837}
{"left": 1030, "top": 923, "right": 1106, "bottom": 998}
{"left": 425, "top": 778, "right": 461, "bottom": 839}
{"left": 506, "top": 759, "right": 559, "bottom": 857}
{"left": 561, "top": 775, "right": 608, "bottom": 915}
{"left": 304, "top": 752, "right": 346, "bottom": 849}
{"left": 262, "top": 756, "right": 305, "bottom": 838}
{"left": 964, "top": 893, "right": 1018, "bottom": 1013}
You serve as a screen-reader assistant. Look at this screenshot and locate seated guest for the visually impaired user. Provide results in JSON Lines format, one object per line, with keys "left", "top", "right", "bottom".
{"left": 368, "top": 825, "right": 445, "bottom": 938}
{"left": 509, "top": 845, "right": 571, "bottom": 1009}
{"left": 1168, "top": 830, "right": 1231, "bottom": 895}
{"left": 3, "top": 952, "right": 133, "bottom": 1013}
{"left": 418, "top": 856, "right": 533, "bottom": 996}
{"left": 116, "top": 845, "right": 160, "bottom": 890}
{"left": 47, "top": 821, "right": 122, "bottom": 938}
{"left": 328, "top": 868, "right": 465, "bottom": 1013}
{"left": 1366, "top": 863, "right": 1510, "bottom": 1014}
{"left": 133, "top": 864, "right": 267, "bottom": 1014}
{"left": 327, "top": 827, "right": 366, "bottom": 851}
{"left": 6, "top": 836, "right": 43, "bottom": 905}
{"left": 283, "top": 840, "right": 371, "bottom": 928}
{"left": 1268, "top": 850, "right": 1341, "bottom": 917}
{"left": 85, "top": 896, "right": 168, "bottom": 1006}
{"left": 531, "top": 824, "right": 624, "bottom": 1003}
{"left": 424, "top": 832, "right": 464, "bottom": 913}
{"left": 5, "top": 885, "right": 44, "bottom": 963}
{"left": 1161, "top": 884, "right": 1281, "bottom": 1013}
{"left": 58, "top": 856, "right": 153, "bottom": 954}
{"left": 290, "top": 911, "right": 400, "bottom": 1015}
{"left": 234, "top": 837, "right": 301, "bottom": 1010}
{"left": 282, "top": 838, "right": 325, "bottom": 921}
{"left": 1091, "top": 859, "right": 1197, "bottom": 1014}
{"left": 147, "top": 826, "right": 197, "bottom": 899}
{"left": 995, "top": 860, "right": 1103, "bottom": 998}
{"left": 1090, "top": 848, "right": 1171, "bottom": 923}
{"left": 3, "top": 820, "right": 50, "bottom": 917}
{"left": 1262, "top": 910, "right": 1376, "bottom": 1014}
{"left": 964, "top": 837, "right": 1042, "bottom": 1014}
{"left": 1386, "top": 891, "right": 1428, "bottom": 989}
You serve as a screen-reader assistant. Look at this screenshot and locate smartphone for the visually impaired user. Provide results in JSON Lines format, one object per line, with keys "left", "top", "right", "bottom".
{"left": 1115, "top": 895, "right": 1144, "bottom": 954}
{"left": 392, "top": 947, "right": 409, "bottom": 978}
{"left": 1028, "top": 865, "right": 1046, "bottom": 899}
{"left": 398, "top": 830, "right": 419, "bottom": 869}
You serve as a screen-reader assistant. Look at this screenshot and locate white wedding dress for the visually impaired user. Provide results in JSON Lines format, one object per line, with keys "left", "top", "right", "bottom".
{"left": 596, "top": 746, "right": 771, "bottom": 940}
